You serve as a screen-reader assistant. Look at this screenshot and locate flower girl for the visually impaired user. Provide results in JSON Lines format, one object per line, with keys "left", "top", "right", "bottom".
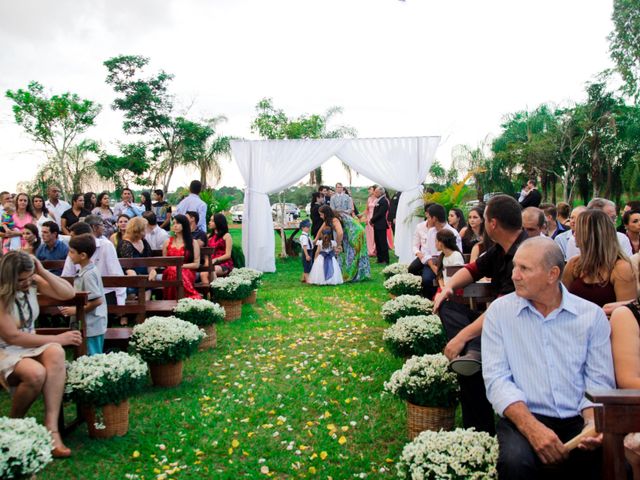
{"left": 308, "top": 230, "right": 343, "bottom": 285}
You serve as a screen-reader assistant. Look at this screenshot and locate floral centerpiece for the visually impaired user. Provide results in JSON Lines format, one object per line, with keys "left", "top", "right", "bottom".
{"left": 173, "top": 298, "right": 225, "bottom": 350}
{"left": 396, "top": 428, "right": 499, "bottom": 479}
{"left": 230, "top": 267, "right": 263, "bottom": 304}
{"left": 382, "top": 262, "right": 409, "bottom": 279}
{"left": 384, "top": 354, "right": 459, "bottom": 436}
{"left": 384, "top": 273, "right": 422, "bottom": 297}
{"left": 210, "top": 276, "right": 252, "bottom": 321}
{"left": 0, "top": 417, "right": 52, "bottom": 479}
{"left": 65, "top": 352, "right": 148, "bottom": 438}
{"left": 382, "top": 315, "right": 446, "bottom": 358}
{"left": 130, "top": 316, "right": 204, "bottom": 387}
{"left": 381, "top": 295, "right": 434, "bottom": 324}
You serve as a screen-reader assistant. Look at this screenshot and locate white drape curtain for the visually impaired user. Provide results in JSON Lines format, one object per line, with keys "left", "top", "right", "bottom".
{"left": 231, "top": 136, "right": 440, "bottom": 272}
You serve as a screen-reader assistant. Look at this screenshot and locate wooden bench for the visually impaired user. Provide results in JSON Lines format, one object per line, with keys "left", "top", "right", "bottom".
{"left": 195, "top": 246, "right": 216, "bottom": 298}
{"left": 587, "top": 389, "right": 640, "bottom": 480}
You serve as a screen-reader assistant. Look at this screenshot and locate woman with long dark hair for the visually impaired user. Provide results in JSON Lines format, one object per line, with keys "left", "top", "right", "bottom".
{"left": 139, "top": 191, "right": 152, "bottom": 212}
{"left": 448, "top": 208, "right": 466, "bottom": 232}
{"left": 21, "top": 224, "right": 41, "bottom": 256}
{"left": 83, "top": 192, "right": 97, "bottom": 212}
{"left": 109, "top": 214, "right": 130, "bottom": 248}
{"left": 12, "top": 193, "right": 35, "bottom": 249}
{"left": 60, "top": 193, "right": 90, "bottom": 235}
{"left": 92, "top": 192, "right": 117, "bottom": 239}
{"left": 459, "top": 206, "right": 484, "bottom": 255}
{"left": 162, "top": 214, "right": 201, "bottom": 299}
{"left": 31, "top": 194, "right": 53, "bottom": 234}
{"left": 201, "top": 213, "right": 234, "bottom": 284}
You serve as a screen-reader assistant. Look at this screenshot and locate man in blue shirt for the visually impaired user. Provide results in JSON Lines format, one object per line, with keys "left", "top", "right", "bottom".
{"left": 175, "top": 180, "right": 207, "bottom": 232}
{"left": 36, "top": 221, "right": 69, "bottom": 275}
{"left": 482, "top": 237, "right": 614, "bottom": 479}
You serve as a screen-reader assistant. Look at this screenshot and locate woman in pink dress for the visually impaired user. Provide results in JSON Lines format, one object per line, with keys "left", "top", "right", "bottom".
{"left": 12, "top": 193, "right": 34, "bottom": 249}
{"left": 201, "top": 213, "right": 234, "bottom": 284}
{"left": 363, "top": 186, "right": 378, "bottom": 256}
{"left": 161, "top": 214, "right": 201, "bottom": 299}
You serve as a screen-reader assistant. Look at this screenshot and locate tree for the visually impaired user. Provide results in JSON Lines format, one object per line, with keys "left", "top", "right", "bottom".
{"left": 609, "top": 0, "right": 640, "bottom": 101}
{"left": 250, "top": 98, "right": 357, "bottom": 186}
{"left": 5, "top": 81, "right": 101, "bottom": 198}
{"left": 95, "top": 142, "right": 150, "bottom": 193}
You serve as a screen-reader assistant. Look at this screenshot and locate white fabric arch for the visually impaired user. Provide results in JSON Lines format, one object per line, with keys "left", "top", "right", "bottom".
{"left": 231, "top": 136, "right": 440, "bottom": 272}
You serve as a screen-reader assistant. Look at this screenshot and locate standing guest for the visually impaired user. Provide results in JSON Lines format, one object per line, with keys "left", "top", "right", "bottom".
{"left": 83, "top": 192, "right": 96, "bottom": 212}
{"left": 21, "top": 224, "right": 41, "bottom": 256}
{"left": 44, "top": 185, "right": 70, "bottom": 226}
{"left": 388, "top": 190, "right": 401, "bottom": 234}
{"left": 138, "top": 191, "right": 152, "bottom": 212}
{"left": 299, "top": 219, "right": 313, "bottom": 283}
{"left": 201, "top": 213, "right": 234, "bottom": 284}
{"left": 540, "top": 204, "right": 566, "bottom": 239}
{"left": 343, "top": 187, "right": 359, "bottom": 218}
{"left": 142, "top": 211, "right": 168, "bottom": 251}
{"left": 623, "top": 209, "right": 640, "bottom": 255}
{"left": 562, "top": 209, "right": 636, "bottom": 308}
{"left": 555, "top": 206, "right": 587, "bottom": 260}
{"left": 60, "top": 194, "right": 90, "bottom": 235}
{"left": 459, "top": 206, "right": 485, "bottom": 255}
{"left": 0, "top": 251, "right": 81, "bottom": 458}
{"left": 363, "top": 185, "right": 378, "bottom": 256}
{"left": 319, "top": 185, "right": 331, "bottom": 205}
{"left": 617, "top": 200, "right": 640, "bottom": 234}
{"left": 151, "top": 189, "right": 171, "bottom": 231}
{"left": 31, "top": 195, "right": 54, "bottom": 234}
{"left": 521, "top": 207, "right": 545, "bottom": 238}
{"left": 61, "top": 234, "right": 107, "bottom": 356}
{"left": 186, "top": 211, "right": 207, "bottom": 248}
{"left": 109, "top": 214, "right": 130, "bottom": 248}
{"left": 448, "top": 208, "right": 466, "bottom": 233}
{"left": 113, "top": 188, "right": 143, "bottom": 219}
{"left": 370, "top": 186, "right": 390, "bottom": 264}
{"left": 483, "top": 237, "right": 614, "bottom": 480}
{"left": 36, "top": 222, "right": 69, "bottom": 275}
{"left": 162, "top": 214, "right": 201, "bottom": 299}
{"left": 175, "top": 180, "right": 207, "bottom": 232}
{"left": 518, "top": 178, "right": 542, "bottom": 208}
{"left": 433, "top": 195, "right": 527, "bottom": 435}
{"left": 556, "top": 201, "right": 572, "bottom": 228}
{"left": 384, "top": 191, "right": 395, "bottom": 250}
{"left": 0, "top": 191, "right": 10, "bottom": 215}
{"left": 12, "top": 193, "right": 35, "bottom": 248}
{"left": 309, "top": 192, "right": 324, "bottom": 240}
{"left": 1, "top": 199, "right": 21, "bottom": 253}
{"left": 92, "top": 192, "right": 117, "bottom": 239}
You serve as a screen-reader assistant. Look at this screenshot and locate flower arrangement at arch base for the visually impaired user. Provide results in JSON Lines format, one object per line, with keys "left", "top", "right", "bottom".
{"left": 210, "top": 276, "right": 252, "bottom": 321}
{"left": 173, "top": 298, "right": 225, "bottom": 350}
{"left": 0, "top": 417, "right": 53, "bottom": 478}
{"left": 229, "top": 267, "right": 263, "bottom": 304}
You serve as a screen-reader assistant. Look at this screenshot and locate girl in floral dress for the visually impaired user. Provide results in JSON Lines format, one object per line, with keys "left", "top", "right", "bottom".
{"left": 162, "top": 214, "right": 201, "bottom": 299}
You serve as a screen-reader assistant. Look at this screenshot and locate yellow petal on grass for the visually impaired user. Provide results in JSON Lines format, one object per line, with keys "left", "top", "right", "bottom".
{"left": 323, "top": 411, "right": 331, "bottom": 418}
{"left": 338, "top": 436, "right": 347, "bottom": 445}
{"left": 232, "top": 439, "right": 240, "bottom": 448}
{"left": 320, "top": 451, "right": 328, "bottom": 460}
{"left": 309, "top": 466, "right": 317, "bottom": 474}
{"left": 132, "top": 450, "right": 141, "bottom": 458}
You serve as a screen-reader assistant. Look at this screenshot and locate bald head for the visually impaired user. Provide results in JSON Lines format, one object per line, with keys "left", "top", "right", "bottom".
{"left": 522, "top": 207, "right": 545, "bottom": 237}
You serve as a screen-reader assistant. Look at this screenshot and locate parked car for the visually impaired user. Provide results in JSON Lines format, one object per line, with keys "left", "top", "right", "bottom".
{"left": 271, "top": 203, "right": 300, "bottom": 220}
{"left": 483, "top": 192, "right": 503, "bottom": 202}
{"left": 230, "top": 204, "right": 244, "bottom": 223}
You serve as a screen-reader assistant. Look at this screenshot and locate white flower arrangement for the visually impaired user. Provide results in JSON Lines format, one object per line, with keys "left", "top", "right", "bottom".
{"left": 396, "top": 428, "right": 498, "bottom": 480}
{"left": 210, "top": 275, "right": 253, "bottom": 301}
{"left": 173, "top": 298, "right": 225, "bottom": 326}
{"left": 384, "top": 354, "right": 459, "bottom": 407}
{"left": 65, "top": 352, "right": 148, "bottom": 407}
{"left": 130, "top": 316, "right": 205, "bottom": 364}
{"left": 382, "top": 315, "right": 446, "bottom": 358}
{"left": 382, "top": 262, "right": 409, "bottom": 279}
{"left": 229, "top": 267, "right": 263, "bottom": 290}
{"left": 384, "top": 273, "right": 422, "bottom": 296}
{"left": 381, "top": 295, "right": 434, "bottom": 323}
{"left": 0, "top": 417, "right": 52, "bottom": 479}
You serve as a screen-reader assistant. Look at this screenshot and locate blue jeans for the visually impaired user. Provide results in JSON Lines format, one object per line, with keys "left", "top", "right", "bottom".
{"left": 86, "top": 335, "right": 104, "bottom": 356}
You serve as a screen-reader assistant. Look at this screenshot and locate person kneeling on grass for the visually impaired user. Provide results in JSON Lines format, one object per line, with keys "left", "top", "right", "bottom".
{"left": 60, "top": 234, "right": 108, "bottom": 356}
{"left": 482, "top": 237, "right": 614, "bottom": 479}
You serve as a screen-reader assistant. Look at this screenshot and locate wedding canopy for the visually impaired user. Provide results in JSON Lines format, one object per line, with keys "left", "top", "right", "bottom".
{"left": 231, "top": 136, "right": 440, "bottom": 272}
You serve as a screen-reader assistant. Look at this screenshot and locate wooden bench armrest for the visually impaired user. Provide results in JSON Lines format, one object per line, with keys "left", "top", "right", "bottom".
{"left": 586, "top": 389, "right": 640, "bottom": 405}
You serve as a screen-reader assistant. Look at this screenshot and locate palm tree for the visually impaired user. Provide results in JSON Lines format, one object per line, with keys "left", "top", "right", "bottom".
{"left": 197, "top": 116, "right": 232, "bottom": 189}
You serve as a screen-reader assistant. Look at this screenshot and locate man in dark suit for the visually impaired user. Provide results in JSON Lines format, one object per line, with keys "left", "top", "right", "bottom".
{"left": 388, "top": 190, "right": 401, "bottom": 233}
{"left": 309, "top": 192, "right": 323, "bottom": 239}
{"left": 370, "top": 186, "right": 390, "bottom": 264}
{"left": 518, "top": 179, "right": 542, "bottom": 208}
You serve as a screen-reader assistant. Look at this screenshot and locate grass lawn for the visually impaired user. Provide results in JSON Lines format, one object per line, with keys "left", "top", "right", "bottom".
{"left": 0, "top": 229, "right": 416, "bottom": 479}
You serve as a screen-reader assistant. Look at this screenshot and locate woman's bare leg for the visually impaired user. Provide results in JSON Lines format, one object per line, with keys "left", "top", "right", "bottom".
{"left": 8, "top": 358, "right": 46, "bottom": 418}
{"left": 36, "top": 344, "right": 68, "bottom": 449}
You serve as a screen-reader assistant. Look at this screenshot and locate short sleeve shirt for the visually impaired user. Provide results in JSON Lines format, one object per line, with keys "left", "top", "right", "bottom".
{"left": 74, "top": 263, "right": 108, "bottom": 337}
{"left": 61, "top": 208, "right": 91, "bottom": 230}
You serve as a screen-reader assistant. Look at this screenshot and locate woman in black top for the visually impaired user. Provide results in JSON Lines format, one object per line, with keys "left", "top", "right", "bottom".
{"left": 310, "top": 192, "right": 324, "bottom": 239}
{"left": 116, "top": 217, "right": 157, "bottom": 298}
{"left": 459, "top": 206, "right": 485, "bottom": 255}
{"left": 60, "top": 194, "right": 91, "bottom": 235}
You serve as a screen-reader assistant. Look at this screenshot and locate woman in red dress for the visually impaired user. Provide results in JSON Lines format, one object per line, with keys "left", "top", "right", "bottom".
{"left": 162, "top": 214, "right": 201, "bottom": 299}
{"left": 201, "top": 213, "right": 234, "bottom": 284}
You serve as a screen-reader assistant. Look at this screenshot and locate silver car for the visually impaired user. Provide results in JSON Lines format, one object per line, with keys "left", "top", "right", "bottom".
{"left": 230, "top": 204, "right": 244, "bottom": 223}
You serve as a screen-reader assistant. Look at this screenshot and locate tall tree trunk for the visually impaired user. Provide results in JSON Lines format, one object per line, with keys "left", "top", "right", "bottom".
{"left": 200, "top": 165, "right": 208, "bottom": 190}
{"left": 591, "top": 141, "right": 601, "bottom": 198}
{"left": 552, "top": 176, "right": 557, "bottom": 204}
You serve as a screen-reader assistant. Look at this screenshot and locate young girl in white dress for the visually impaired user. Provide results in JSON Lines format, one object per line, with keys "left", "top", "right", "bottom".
{"left": 308, "top": 230, "right": 343, "bottom": 285}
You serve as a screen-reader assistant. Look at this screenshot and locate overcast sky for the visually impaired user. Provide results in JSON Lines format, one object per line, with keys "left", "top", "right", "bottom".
{"left": 0, "top": 0, "right": 615, "bottom": 192}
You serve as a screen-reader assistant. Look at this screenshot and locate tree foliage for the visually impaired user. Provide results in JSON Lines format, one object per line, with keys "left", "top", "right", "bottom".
{"left": 609, "top": 0, "right": 640, "bottom": 101}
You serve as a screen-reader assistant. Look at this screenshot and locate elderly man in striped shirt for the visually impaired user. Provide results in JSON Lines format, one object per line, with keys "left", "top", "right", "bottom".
{"left": 482, "top": 236, "right": 615, "bottom": 479}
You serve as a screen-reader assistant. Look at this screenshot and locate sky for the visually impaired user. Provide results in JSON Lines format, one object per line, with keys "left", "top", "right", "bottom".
{"left": 0, "top": 0, "right": 616, "bottom": 193}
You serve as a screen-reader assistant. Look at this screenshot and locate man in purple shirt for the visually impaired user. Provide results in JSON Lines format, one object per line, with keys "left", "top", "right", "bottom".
{"left": 175, "top": 180, "right": 207, "bottom": 232}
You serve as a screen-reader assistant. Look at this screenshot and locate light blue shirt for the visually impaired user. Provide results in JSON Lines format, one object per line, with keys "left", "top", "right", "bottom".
{"left": 175, "top": 194, "right": 207, "bottom": 232}
{"left": 482, "top": 284, "right": 614, "bottom": 419}
{"left": 113, "top": 201, "right": 143, "bottom": 219}
{"left": 554, "top": 229, "right": 572, "bottom": 260}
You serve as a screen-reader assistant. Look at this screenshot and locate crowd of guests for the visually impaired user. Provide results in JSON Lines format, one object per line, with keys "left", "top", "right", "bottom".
{"left": 406, "top": 179, "right": 640, "bottom": 479}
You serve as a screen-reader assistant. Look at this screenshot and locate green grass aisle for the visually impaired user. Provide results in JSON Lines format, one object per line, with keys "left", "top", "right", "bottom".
{"left": 4, "top": 255, "right": 409, "bottom": 479}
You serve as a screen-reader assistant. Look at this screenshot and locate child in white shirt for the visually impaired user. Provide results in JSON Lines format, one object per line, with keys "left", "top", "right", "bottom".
{"left": 435, "top": 228, "right": 465, "bottom": 289}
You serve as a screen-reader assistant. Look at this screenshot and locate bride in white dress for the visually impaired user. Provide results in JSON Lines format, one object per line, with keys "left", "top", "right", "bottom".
{"left": 308, "top": 231, "right": 343, "bottom": 285}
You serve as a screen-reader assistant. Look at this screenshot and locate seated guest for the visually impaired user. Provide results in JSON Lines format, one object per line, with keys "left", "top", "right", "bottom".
{"left": 201, "top": 213, "right": 234, "bottom": 284}
{"left": 617, "top": 200, "right": 640, "bottom": 234}
{"left": 448, "top": 208, "right": 466, "bottom": 233}
{"left": 562, "top": 209, "right": 636, "bottom": 308}
{"left": 142, "top": 211, "right": 168, "bottom": 251}
{"left": 521, "top": 207, "right": 545, "bottom": 237}
{"left": 21, "top": 224, "right": 41, "bottom": 256}
{"left": 433, "top": 195, "right": 527, "bottom": 435}
{"left": 109, "top": 214, "right": 129, "bottom": 248}
{"left": 92, "top": 191, "right": 117, "bottom": 239}
{"left": 113, "top": 188, "right": 143, "bottom": 218}
{"left": 469, "top": 230, "right": 495, "bottom": 263}
{"left": 186, "top": 211, "right": 207, "bottom": 248}
{"left": 162, "top": 214, "right": 201, "bottom": 299}
{"left": 117, "top": 217, "right": 156, "bottom": 300}
{"left": 483, "top": 237, "right": 614, "bottom": 480}
{"left": 555, "top": 206, "right": 587, "bottom": 260}
{"left": 36, "top": 221, "right": 69, "bottom": 275}
{"left": 0, "top": 251, "right": 81, "bottom": 457}
{"left": 623, "top": 209, "right": 640, "bottom": 255}
{"left": 60, "top": 193, "right": 90, "bottom": 235}
{"left": 459, "top": 206, "right": 484, "bottom": 255}
{"left": 541, "top": 204, "right": 566, "bottom": 239}
{"left": 556, "top": 201, "right": 571, "bottom": 228}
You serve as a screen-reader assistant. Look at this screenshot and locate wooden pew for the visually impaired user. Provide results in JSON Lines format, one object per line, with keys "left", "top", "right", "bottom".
{"left": 587, "top": 389, "right": 640, "bottom": 480}
{"left": 195, "top": 246, "right": 216, "bottom": 298}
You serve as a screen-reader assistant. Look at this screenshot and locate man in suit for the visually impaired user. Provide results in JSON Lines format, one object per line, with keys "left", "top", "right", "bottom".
{"left": 370, "top": 186, "right": 390, "bottom": 264}
{"left": 518, "top": 179, "right": 542, "bottom": 208}
{"left": 388, "top": 190, "right": 401, "bottom": 233}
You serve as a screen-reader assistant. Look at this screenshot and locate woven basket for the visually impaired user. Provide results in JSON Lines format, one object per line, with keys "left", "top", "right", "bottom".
{"left": 389, "top": 293, "right": 397, "bottom": 299}
{"left": 242, "top": 289, "right": 257, "bottom": 304}
{"left": 199, "top": 324, "right": 217, "bottom": 351}
{"left": 218, "top": 299, "right": 242, "bottom": 321}
{"left": 149, "top": 361, "right": 184, "bottom": 387}
{"left": 407, "top": 402, "right": 455, "bottom": 439}
{"left": 84, "top": 400, "right": 130, "bottom": 439}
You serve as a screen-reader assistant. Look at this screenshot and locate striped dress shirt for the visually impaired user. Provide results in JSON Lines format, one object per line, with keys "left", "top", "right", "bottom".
{"left": 482, "top": 284, "right": 615, "bottom": 418}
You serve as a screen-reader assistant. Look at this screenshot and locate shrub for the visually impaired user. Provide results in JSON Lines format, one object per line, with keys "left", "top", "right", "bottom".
{"left": 173, "top": 298, "right": 225, "bottom": 326}
{"left": 382, "top": 315, "right": 446, "bottom": 357}
{"left": 210, "top": 276, "right": 253, "bottom": 301}
{"left": 384, "top": 354, "right": 458, "bottom": 407}
{"left": 384, "top": 273, "right": 422, "bottom": 296}
{"left": 382, "top": 263, "right": 409, "bottom": 279}
{"left": 381, "top": 295, "right": 433, "bottom": 323}
{"left": 0, "top": 417, "right": 52, "bottom": 479}
{"left": 130, "top": 316, "right": 204, "bottom": 364}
